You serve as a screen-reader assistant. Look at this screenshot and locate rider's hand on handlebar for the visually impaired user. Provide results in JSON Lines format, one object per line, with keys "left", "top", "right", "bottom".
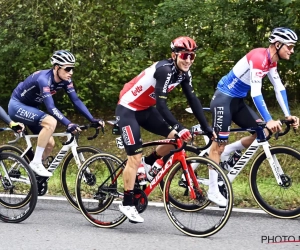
{"left": 286, "top": 115, "right": 299, "bottom": 129}
{"left": 178, "top": 128, "right": 192, "bottom": 142}
{"left": 266, "top": 120, "right": 282, "bottom": 133}
{"left": 91, "top": 118, "right": 105, "bottom": 128}
{"left": 67, "top": 123, "right": 82, "bottom": 134}
{"left": 9, "top": 121, "right": 24, "bottom": 133}
{"left": 203, "top": 127, "right": 216, "bottom": 140}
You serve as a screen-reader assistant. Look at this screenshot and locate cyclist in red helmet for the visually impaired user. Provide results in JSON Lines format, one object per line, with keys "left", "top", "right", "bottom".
{"left": 116, "top": 36, "right": 213, "bottom": 223}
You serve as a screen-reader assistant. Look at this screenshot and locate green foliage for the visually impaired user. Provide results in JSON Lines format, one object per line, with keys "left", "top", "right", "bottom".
{"left": 0, "top": 0, "right": 299, "bottom": 114}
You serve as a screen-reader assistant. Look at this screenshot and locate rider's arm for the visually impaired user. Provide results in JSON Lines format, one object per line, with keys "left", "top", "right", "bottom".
{"left": 267, "top": 67, "right": 291, "bottom": 117}
{"left": 40, "top": 84, "right": 72, "bottom": 126}
{"left": 154, "top": 67, "right": 184, "bottom": 130}
{"left": 180, "top": 72, "right": 210, "bottom": 131}
{"left": 0, "top": 106, "right": 12, "bottom": 125}
{"left": 64, "top": 82, "right": 94, "bottom": 122}
{"left": 249, "top": 61, "right": 273, "bottom": 122}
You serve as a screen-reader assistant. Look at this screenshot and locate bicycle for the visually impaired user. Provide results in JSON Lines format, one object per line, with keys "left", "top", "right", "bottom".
{"left": 75, "top": 133, "right": 234, "bottom": 238}
{"left": 0, "top": 134, "right": 38, "bottom": 223}
{"left": 181, "top": 108, "right": 300, "bottom": 218}
{"left": 0, "top": 124, "right": 101, "bottom": 211}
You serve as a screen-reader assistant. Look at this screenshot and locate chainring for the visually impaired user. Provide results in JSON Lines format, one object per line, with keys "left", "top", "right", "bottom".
{"left": 133, "top": 188, "right": 148, "bottom": 213}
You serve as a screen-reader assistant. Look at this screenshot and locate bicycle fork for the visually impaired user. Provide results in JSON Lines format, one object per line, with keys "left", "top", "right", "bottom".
{"left": 179, "top": 155, "right": 203, "bottom": 200}
{"left": 262, "top": 143, "right": 284, "bottom": 185}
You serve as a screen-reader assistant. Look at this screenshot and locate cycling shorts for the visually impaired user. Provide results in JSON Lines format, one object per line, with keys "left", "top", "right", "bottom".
{"left": 115, "top": 105, "right": 173, "bottom": 156}
{"left": 8, "top": 98, "right": 47, "bottom": 134}
{"left": 210, "top": 90, "right": 261, "bottom": 141}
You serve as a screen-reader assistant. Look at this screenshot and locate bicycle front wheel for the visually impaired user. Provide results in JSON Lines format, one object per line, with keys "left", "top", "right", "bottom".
{"left": 76, "top": 153, "right": 128, "bottom": 228}
{"left": 163, "top": 156, "right": 233, "bottom": 237}
{"left": 61, "top": 146, "right": 101, "bottom": 211}
{"left": 0, "top": 152, "right": 38, "bottom": 223}
{"left": 250, "top": 146, "right": 300, "bottom": 218}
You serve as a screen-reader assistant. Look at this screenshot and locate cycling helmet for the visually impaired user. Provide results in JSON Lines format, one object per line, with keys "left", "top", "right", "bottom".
{"left": 269, "top": 27, "right": 298, "bottom": 44}
{"left": 50, "top": 50, "right": 76, "bottom": 66}
{"left": 170, "top": 36, "right": 198, "bottom": 52}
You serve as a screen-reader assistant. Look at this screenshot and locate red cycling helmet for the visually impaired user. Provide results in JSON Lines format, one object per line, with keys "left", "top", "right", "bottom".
{"left": 170, "top": 36, "right": 198, "bottom": 52}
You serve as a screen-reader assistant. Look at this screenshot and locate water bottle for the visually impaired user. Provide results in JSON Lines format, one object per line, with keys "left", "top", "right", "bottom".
{"left": 148, "top": 159, "right": 164, "bottom": 178}
{"left": 227, "top": 150, "right": 242, "bottom": 168}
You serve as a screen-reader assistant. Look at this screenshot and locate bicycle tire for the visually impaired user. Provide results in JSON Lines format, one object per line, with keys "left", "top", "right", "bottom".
{"left": 60, "top": 146, "right": 101, "bottom": 211}
{"left": 0, "top": 152, "right": 38, "bottom": 223}
{"left": 75, "top": 152, "right": 128, "bottom": 228}
{"left": 163, "top": 156, "right": 233, "bottom": 237}
{"left": 249, "top": 146, "right": 300, "bottom": 218}
{"left": 0, "top": 144, "right": 32, "bottom": 163}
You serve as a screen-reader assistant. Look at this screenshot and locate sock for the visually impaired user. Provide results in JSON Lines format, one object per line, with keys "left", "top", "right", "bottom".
{"left": 32, "top": 146, "right": 45, "bottom": 163}
{"left": 208, "top": 169, "right": 219, "bottom": 193}
{"left": 144, "top": 151, "right": 161, "bottom": 166}
{"left": 221, "top": 140, "right": 245, "bottom": 162}
{"left": 123, "top": 190, "right": 134, "bottom": 206}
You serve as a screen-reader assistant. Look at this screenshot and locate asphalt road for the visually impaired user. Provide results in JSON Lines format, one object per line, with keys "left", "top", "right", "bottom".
{"left": 1, "top": 197, "right": 300, "bottom": 250}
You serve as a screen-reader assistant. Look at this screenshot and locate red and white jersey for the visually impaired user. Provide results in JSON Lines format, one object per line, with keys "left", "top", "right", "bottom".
{"left": 118, "top": 59, "right": 187, "bottom": 111}
{"left": 117, "top": 58, "right": 211, "bottom": 133}
{"left": 217, "top": 48, "right": 290, "bottom": 121}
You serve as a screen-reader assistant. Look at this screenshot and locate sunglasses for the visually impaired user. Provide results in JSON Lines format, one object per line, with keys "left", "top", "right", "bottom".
{"left": 177, "top": 52, "right": 196, "bottom": 60}
{"left": 285, "top": 44, "right": 295, "bottom": 51}
{"left": 59, "top": 66, "right": 74, "bottom": 72}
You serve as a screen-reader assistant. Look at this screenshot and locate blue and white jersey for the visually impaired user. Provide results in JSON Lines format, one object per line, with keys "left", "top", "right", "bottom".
{"left": 217, "top": 48, "right": 290, "bottom": 122}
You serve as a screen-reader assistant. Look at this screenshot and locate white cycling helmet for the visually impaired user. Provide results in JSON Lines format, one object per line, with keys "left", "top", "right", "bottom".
{"left": 50, "top": 50, "right": 76, "bottom": 66}
{"left": 269, "top": 27, "right": 298, "bottom": 45}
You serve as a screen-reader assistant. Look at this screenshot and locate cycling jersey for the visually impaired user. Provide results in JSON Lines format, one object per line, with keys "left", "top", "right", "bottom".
{"left": 217, "top": 48, "right": 290, "bottom": 122}
{"left": 0, "top": 106, "right": 12, "bottom": 125}
{"left": 10, "top": 69, "right": 93, "bottom": 126}
{"left": 118, "top": 59, "right": 209, "bottom": 131}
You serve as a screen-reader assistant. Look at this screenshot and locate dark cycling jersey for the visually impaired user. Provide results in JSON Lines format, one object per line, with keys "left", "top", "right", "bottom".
{"left": 11, "top": 69, "right": 93, "bottom": 126}
{"left": 118, "top": 59, "right": 209, "bottom": 131}
{"left": 0, "top": 106, "right": 12, "bottom": 125}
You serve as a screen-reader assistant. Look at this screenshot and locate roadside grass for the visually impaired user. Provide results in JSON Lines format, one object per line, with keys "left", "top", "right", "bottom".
{"left": 1, "top": 106, "right": 300, "bottom": 209}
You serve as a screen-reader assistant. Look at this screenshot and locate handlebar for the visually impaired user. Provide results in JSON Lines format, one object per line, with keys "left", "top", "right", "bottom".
{"left": 63, "top": 123, "right": 102, "bottom": 145}
{"left": 269, "top": 120, "right": 292, "bottom": 140}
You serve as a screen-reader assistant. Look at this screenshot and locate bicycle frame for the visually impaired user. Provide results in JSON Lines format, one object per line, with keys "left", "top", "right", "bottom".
{"left": 14, "top": 133, "right": 81, "bottom": 177}
{"left": 143, "top": 138, "right": 199, "bottom": 199}
{"left": 104, "top": 138, "right": 203, "bottom": 200}
{"left": 192, "top": 124, "right": 287, "bottom": 185}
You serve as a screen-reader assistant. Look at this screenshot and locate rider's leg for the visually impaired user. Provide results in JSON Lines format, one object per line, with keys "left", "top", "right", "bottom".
{"left": 43, "top": 136, "right": 55, "bottom": 158}
{"left": 220, "top": 100, "right": 262, "bottom": 162}
{"left": 42, "top": 136, "right": 55, "bottom": 164}
{"left": 221, "top": 133, "right": 256, "bottom": 162}
{"left": 32, "top": 115, "right": 57, "bottom": 163}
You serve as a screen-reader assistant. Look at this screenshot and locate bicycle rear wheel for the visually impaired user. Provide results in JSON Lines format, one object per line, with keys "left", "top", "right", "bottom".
{"left": 0, "top": 152, "right": 38, "bottom": 223}
{"left": 60, "top": 146, "right": 101, "bottom": 211}
{"left": 76, "top": 153, "right": 128, "bottom": 227}
{"left": 163, "top": 156, "right": 233, "bottom": 237}
{"left": 250, "top": 146, "right": 300, "bottom": 218}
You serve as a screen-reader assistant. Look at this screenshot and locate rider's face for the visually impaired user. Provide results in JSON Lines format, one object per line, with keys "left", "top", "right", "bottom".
{"left": 56, "top": 64, "right": 74, "bottom": 81}
{"left": 278, "top": 43, "right": 295, "bottom": 60}
{"left": 173, "top": 52, "right": 195, "bottom": 72}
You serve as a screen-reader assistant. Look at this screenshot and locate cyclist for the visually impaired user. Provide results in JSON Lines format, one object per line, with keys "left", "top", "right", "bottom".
{"left": 116, "top": 36, "right": 214, "bottom": 223}
{"left": 209, "top": 27, "right": 299, "bottom": 201}
{"left": 8, "top": 50, "right": 104, "bottom": 177}
{"left": 0, "top": 106, "right": 24, "bottom": 132}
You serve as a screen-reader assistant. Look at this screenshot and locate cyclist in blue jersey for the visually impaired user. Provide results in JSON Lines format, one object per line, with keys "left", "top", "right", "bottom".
{"left": 208, "top": 27, "right": 299, "bottom": 204}
{"left": 8, "top": 50, "right": 104, "bottom": 177}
